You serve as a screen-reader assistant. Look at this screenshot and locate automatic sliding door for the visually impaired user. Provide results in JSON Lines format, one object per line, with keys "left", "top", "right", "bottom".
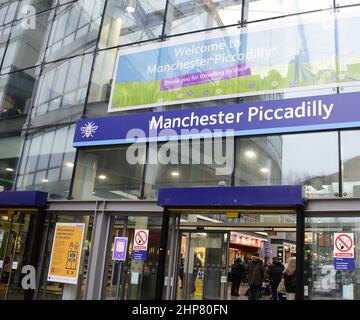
{"left": 180, "top": 232, "right": 228, "bottom": 300}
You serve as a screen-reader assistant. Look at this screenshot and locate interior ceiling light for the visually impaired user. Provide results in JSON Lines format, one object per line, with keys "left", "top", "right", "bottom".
{"left": 126, "top": 0, "right": 136, "bottom": 13}
{"left": 245, "top": 150, "right": 256, "bottom": 159}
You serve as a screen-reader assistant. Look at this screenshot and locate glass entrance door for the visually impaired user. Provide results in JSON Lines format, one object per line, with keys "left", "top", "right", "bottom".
{"left": 0, "top": 210, "right": 33, "bottom": 300}
{"left": 179, "top": 232, "right": 228, "bottom": 300}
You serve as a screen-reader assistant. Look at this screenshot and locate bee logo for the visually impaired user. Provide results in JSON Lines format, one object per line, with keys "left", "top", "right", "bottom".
{"left": 80, "top": 121, "right": 98, "bottom": 138}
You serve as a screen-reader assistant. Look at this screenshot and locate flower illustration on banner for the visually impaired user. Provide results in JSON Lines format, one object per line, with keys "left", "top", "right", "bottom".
{"left": 80, "top": 121, "right": 98, "bottom": 138}
{"left": 177, "top": 93, "right": 183, "bottom": 99}
{"left": 187, "top": 90, "right": 193, "bottom": 96}
{"left": 203, "top": 90, "right": 209, "bottom": 96}
{"left": 248, "top": 83, "right": 255, "bottom": 89}
{"left": 216, "top": 88, "right": 223, "bottom": 94}
{"left": 271, "top": 81, "right": 278, "bottom": 88}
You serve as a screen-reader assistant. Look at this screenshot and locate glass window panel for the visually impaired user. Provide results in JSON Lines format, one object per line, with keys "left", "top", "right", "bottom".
{"left": 341, "top": 130, "right": 360, "bottom": 197}
{"left": 165, "top": 0, "right": 242, "bottom": 36}
{"left": 3, "top": 1, "right": 18, "bottom": 25}
{"left": 305, "top": 216, "right": 360, "bottom": 300}
{"left": 16, "top": 124, "right": 76, "bottom": 200}
{"left": 72, "top": 145, "right": 145, "bottom": 200}
{"left": 0, "top": 134, "right": 23, "bottom": 191}
{"left": 234, "top": 132, "right": 339, "bottom": 198}
{"left": 36, "top": 131, "right": 54, "bottom": 170}
{"left": 246, "top": 0, "right": 333, "bottom": 22}
{"left": 17, "top": 0, "right": 54, "bottom": 15}
{"left": 2, "top": 9, "right": 51, "bottom": 72}
{"left": 29, "top": 53, "right": 94, "bottom": 127}
{"left": 144, "top": 138, "right": 233, "bottom": 200}
{"left": 99, "top": 0, "right": 166, "bottom": 48}
{"left": 36, "top": 214, "right": 93, "bottom": 300}
{"left": 0, "top": 67, "right": 39, "bottom": 133}
{"left": 45, "top": 0, "right": 105, "bottom": 62}
{"left": 336, "top": 6, "right": 360, "bottom": 84}
{"left": 336, "top": 0, "right": 360, "bottom": 5}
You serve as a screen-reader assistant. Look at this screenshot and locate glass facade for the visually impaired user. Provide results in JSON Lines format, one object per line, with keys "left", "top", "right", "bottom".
{"left": 0, "top": 0, "right": 359, "bottom": 301}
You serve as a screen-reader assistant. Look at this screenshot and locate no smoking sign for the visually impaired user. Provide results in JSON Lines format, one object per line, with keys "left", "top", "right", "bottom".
{"left": 133, "top": 229, "right": 149, "bottom": 251}
{"left": 334, "top": 233, "right": 354, "bottom": 258}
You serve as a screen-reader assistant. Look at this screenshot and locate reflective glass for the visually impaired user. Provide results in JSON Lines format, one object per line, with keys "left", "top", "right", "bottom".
{"left": 29, "top": 53, "right": 93, "bottom": 127}
{"left": 246, "top": 0, "right": 333, "bottom": 22}
{"left": 0, "top": 67, "right": 39, "bottom": 133}
{"left": 0, "top": 134, "right": 23, "bottom": 191}
{"left": 336, "top": 6, "right": 360, "bottom": 85}
{"left": 99, "top": 0, "right": 166, "bottom": 48}
{"left": 45, "top": 0, "right": 104, "bottom": 62}
{"left": 16, "top": 124, "right": 76, "bottom": 200}
{"left": 234, "top": 132, "right": 339, "bottom": 197}
{"left": 0, "top": 1, "right": 19, "bottom": 26}
{"left": 165, "top": 0, "right": 242, "bottom": 35}
{"left": 1, "top": 10, "right": 51, "bottom": 73}
{"left": 305, "top": 216, "right": 360, "bottom": 300}
{"left": 341, "top": 130, "right": 360, "bottom": 197}
{"left": 72, "top": 145, "right": 145, "bottom": 200}
{"left": 143, "top": 138, "right": 233, "bottom": 200}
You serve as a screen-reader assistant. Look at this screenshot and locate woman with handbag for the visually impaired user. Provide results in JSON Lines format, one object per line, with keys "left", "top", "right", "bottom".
{"left": 283, "top": 257, "right": 296, "bottom": 300}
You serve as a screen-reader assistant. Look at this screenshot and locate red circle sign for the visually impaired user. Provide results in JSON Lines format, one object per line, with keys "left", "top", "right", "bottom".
{"left": 135, "top": 231, "right": 148, "bottom": 245}
{"left": 335, "top": 234, "right": 353, "bottom": 252}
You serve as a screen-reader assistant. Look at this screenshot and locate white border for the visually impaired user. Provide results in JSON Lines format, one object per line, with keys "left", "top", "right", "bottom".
{"left": 47, "top": 223, "right": 86, "bottom": 285}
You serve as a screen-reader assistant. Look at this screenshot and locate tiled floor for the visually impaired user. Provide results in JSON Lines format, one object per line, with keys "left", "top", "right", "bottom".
{"left": 228, "top": 284, "right": 270, "bottom": 300}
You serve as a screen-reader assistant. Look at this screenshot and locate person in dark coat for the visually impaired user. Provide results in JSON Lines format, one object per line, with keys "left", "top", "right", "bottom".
{"left": 230, "top": 257, "right": 244, "bottom": 296}
{"left": 247, "top": 253, "right": 265, "bottom": 300}
{"left": 267, "top": 257, "right": 285, "bottom": 300}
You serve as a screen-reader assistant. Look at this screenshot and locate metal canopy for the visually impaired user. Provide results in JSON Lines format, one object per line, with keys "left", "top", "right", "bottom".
{"left": 0, "top": 191, "right": 48, "bottom": 208}
{"left": 157, "top": 185, "right": 305, "bottom": 209}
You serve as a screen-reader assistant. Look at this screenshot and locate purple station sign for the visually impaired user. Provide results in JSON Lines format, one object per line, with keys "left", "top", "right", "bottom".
{"left": 73, "top": 92, "right": 360, "bottom": 147}
{"left": 112, "top": 237, "right": 128, "bottom": 261}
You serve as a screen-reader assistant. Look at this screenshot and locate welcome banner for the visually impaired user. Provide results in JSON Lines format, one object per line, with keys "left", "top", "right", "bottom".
{"left": 108, "top": 13, "right": 360, "bottom": 112}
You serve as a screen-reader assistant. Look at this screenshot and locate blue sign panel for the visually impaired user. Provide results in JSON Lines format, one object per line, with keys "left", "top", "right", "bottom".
{"left": 132, "top": 250, "right": 147, "bottom": 261}
{"left": 74, "top": 92, "right": 360, "bottom": 147}
{"left": 334, "top": 258, "right": 355, "bottom": 271}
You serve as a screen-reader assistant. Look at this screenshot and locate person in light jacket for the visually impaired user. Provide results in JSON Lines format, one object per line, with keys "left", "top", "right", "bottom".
{"left": 283, "top": 257, "right": 296, "bottom": 300}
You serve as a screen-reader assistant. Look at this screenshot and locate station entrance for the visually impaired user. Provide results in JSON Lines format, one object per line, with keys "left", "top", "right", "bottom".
{"left": 157, "top": 185, "right": 305, "bottom": 300}
{"left": 165, "top": 210, "right": 297, "bottom": 300}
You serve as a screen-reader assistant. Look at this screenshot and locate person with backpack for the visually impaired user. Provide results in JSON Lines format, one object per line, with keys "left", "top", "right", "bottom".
{"left": 230, "top": 257, "right": 244, "bottom": 296}
{"left": 283, "top": 257, "right": 296, "bottom": 300}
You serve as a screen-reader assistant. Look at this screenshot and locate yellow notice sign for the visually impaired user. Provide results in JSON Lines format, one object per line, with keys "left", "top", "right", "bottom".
{"left": 47, "top": 223, "right": 85, "bottom": 284}
{"left": 226, "top": 212, "right": 238, "bottom": 218}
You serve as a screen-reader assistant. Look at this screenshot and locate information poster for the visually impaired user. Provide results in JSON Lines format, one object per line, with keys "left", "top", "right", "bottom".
{"left": 47, "top": 223, "right": 85, "bottom": 284}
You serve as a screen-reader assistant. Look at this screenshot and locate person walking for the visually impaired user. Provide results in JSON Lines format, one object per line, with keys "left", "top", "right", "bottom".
{"left": 283, "top": 257, "right": 296, "bottom": 300}
{"left": 267, "top": 257, "right": 285, "bottom": 300}
{"left": 247, "top": 253, "right": 265, "bottom": 300}
{"left": 192, "top": 253, "right": 202, "bottom": 293}
{"left": 230, "top": 257, "right": 244, "bottom": 296}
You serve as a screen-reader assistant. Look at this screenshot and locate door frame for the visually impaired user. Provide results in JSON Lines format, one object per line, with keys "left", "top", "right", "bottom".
{"left": 172, "top": 229, "right": 230, "bottom": 300}
{"left": 156, "top": 185, "right": 306, "bottom": 300}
